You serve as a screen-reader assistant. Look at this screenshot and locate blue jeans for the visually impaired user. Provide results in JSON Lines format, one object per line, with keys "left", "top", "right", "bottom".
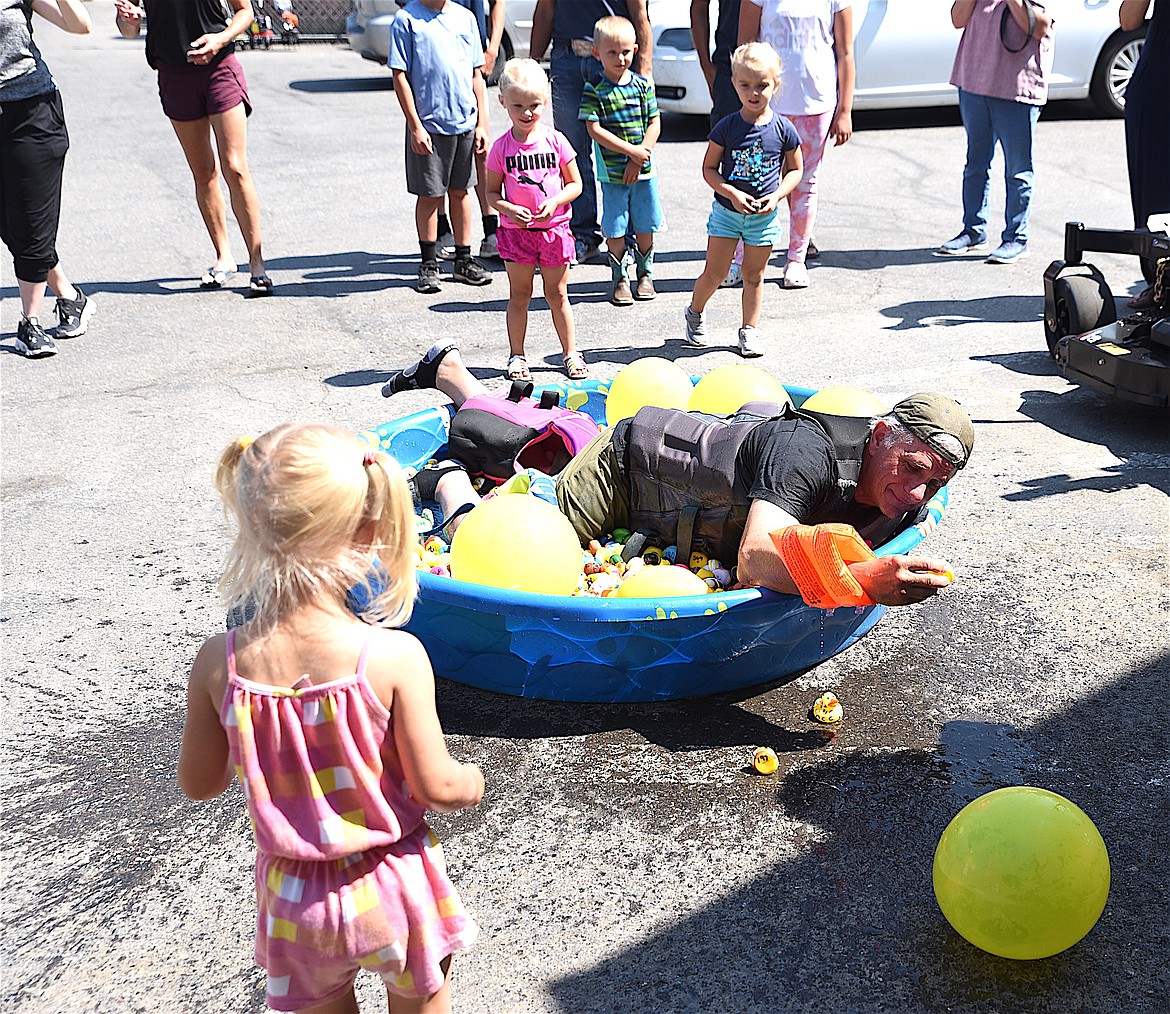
{"left": 549, "top": 47, "right": 604, "bottom": 248}
{"left": 957, "top": 89, "right": 1041, "bottom": 245}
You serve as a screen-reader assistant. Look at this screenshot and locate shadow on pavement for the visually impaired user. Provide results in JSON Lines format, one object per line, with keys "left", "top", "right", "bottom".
{"left": 545, "top": 649, "right": 1170, "bottom": 1013}
{"left": 880, "top": 293, "right": 1044, "bottom": 331}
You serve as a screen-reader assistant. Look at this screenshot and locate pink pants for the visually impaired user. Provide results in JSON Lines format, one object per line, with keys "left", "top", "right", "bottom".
{"left": 784, "top": 110, "right": 833, "bottom": 263}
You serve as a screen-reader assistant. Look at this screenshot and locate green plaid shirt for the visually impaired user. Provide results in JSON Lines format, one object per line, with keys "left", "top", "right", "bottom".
{"left": 579, "top": 73, "right": 659, "bottom": 184}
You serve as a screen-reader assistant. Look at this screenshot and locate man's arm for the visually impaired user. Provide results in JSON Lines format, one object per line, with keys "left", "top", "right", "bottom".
{"left": 530, "top": 0, "right": 555, "bottom": 62}
{"left": 1119, "top": 0, "right": 1150, "bottom": 31}
{"left": 738, "top": 0, "right": 762, "bottom": 46}
{"left": 737, "top": 499, "right": 803, "bottom": 595}
{"left": 690, "top": 0, "right": 715, "bottom": 93}
{"left": 628, "top": 0, "right": 653, "bottom": 79}
{"left": 484, "top": 0, "right": 506, "bottom": 77}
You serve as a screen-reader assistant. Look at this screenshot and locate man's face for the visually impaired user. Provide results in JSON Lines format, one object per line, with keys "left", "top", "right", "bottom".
{"left": 856, "top": 422, "right": 957, "bottom": 519}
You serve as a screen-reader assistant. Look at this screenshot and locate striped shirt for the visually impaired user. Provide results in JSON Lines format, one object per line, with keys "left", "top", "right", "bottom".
{"left": 579, "top": 72, "right": 659, "bottom": 183}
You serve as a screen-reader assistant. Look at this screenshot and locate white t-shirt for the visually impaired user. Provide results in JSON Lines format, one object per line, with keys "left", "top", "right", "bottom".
{"left": 748, "top": 0, "right": 850, "bottom": 116}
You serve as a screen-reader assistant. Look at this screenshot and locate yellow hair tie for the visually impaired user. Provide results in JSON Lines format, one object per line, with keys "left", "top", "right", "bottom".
{"left": 237, "top": 435, "right": 254, "bottom": 451}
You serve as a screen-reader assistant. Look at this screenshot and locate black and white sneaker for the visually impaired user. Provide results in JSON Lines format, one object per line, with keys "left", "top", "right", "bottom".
{"left": 15, "top": 317, "right": 58, "bottom": 358}
{"left": 55, "top": 286, "right": 94, "bottom": 338}
{"left": 453, "top": 256, "right": 492, "bottom": 286}
{"left": 417, "top": 261, "right": 442, "bottom": 294}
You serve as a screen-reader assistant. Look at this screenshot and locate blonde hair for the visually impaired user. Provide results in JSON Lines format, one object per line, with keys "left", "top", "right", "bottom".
{"left": 731, "top": 41, "right": 782, "bottom": 78}
{"left": 593, "top": 15, "right": 635, "bottom": 47}
{"left": 498, "top": 58, "right": 549, "bottom": 100}
{"left": 215, "top": 424, "right": 417, "bottom": 632}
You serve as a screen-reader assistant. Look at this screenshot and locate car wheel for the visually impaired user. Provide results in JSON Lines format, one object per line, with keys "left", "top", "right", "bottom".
{"left": 1045, "top": 271, "right": 1117, "bottom": 357}
{"left": 486, "top": 32, "right": 514, "bottom": 88}
{"left": 1090, "top": 29, "right": 1145, "bottom": 118}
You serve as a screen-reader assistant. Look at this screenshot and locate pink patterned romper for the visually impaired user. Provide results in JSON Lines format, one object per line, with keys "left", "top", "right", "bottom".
{"left": 221, "top": 629, "right": 477, "bottom": 1011}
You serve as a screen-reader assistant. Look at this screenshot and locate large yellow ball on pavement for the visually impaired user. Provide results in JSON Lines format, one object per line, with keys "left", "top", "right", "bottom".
{"left": 800, "top": 385, "right": 887, "bottom": 417}
{"left": 605, "top": 358, "right": 694, "bottom": 427}
{"left": 688, "top": 364, "right": 790, "bottom": 416}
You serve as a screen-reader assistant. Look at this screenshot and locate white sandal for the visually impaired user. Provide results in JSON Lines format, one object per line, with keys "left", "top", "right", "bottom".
{"left": 505, "top": 355, "right": 531, "bottom": 381}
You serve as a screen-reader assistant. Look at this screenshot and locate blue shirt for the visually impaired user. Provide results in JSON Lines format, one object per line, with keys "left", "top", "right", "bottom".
{"left": 388, "top": 0, "right": 485, "bottom": 136}
{"left": 709, "top": 111, "right": 800, "bottom": 210}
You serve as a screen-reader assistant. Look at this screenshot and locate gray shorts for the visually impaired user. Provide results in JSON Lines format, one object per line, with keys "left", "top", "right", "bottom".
{"left": 405, "top": 130, "right": 476, "bottom": 197}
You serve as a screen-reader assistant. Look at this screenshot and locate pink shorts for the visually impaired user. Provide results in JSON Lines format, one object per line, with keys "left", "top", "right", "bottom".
{"left": 157, "top": 54, "right": 251, "bottom": 122}
{"left": 496, "top": 222, "right": 575, "bottom": 267}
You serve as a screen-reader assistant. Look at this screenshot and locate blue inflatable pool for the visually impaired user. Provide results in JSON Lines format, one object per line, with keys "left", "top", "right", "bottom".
{"left": 363, "top": 381, "right": 949, "bottom": 703}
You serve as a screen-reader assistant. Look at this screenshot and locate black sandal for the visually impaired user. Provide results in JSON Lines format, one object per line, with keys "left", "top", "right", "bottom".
{"left": 247, "top": 275, "right": 274, "bottom": 298}
{"left": 381, "top": 341, "right": 459, "bottom": 397}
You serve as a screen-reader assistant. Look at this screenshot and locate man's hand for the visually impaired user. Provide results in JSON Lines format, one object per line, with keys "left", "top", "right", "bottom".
{"left": 850, "top": 555, "right": 954, "bottom": 605}
{"left": 410, "top": 126, "right": 434, "bottom": 156}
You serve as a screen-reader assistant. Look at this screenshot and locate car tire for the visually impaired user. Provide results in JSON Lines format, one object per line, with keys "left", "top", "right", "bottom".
{"left": 1045, "top": 270, "right": 1117, "bottom": 357}
{"left": 486, "top": 31, "right": 514, "bottom": 88}
{"left": 1089, "top": 28, "right": 1146, "bottom": 118}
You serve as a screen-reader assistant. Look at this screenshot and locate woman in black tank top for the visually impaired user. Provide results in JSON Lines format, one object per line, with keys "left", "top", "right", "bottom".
{"left": 114, "top": 0, "right": 272, "bottom": 294}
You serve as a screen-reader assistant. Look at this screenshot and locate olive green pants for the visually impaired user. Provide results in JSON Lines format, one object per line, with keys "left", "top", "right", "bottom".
{"left": 555, "top": 428, "right": 630, "bottom": 545}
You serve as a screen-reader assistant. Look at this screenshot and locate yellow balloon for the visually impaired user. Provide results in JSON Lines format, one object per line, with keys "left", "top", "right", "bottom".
{"left": 449, "top": 495, "right": 582, "bottom": 595}
{"left": 800, "top": 385, "right": 887, "bottom": 417}
{"left": 933, "top": 787, "right": 1110, "bottom": 960}
{"left": 688, "top": 364, "right": 791, "bottom": 416}
{"left": 605, "top": 357, "right": 694, "bottom": 427}
{"left": 616, "top": 565, "right": 710, "bottom": 598}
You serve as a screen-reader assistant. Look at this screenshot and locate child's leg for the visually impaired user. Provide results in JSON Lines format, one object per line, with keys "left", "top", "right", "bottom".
{"left": 690, "top": 235, "right": 741, "bottom": 313}
{"left": 785, "top": 112, "right": 832, "bottom": 263}
{"left": 739, "top": 243, "right": 772, "bottom": 329}
{"left": 504, "top": 260, "right": 535, "bottom": 358}
{"left": 384, "top": 955, "right": 452, "bottom": 1014}
{"left": 447, "top": 188, "right": 476, "bottom": 248}
{"left": 416, "top": 195, "right": 444, "bottom": 244}
{"left": 541, "top": 263, "right": 576, "bottom": 355}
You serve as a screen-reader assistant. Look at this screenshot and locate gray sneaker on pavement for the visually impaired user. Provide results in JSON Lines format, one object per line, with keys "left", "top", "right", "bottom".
{"left": 417, "top": 261, "right": 442, "bottom": 294}
{"left": 738, "top": 325, "right": 763, "bottom": 358}
{"left": 684, "top": 306, "right": 706, "bottom": 347}
{"left": 936, "top": 230, "right": 989, "bottom": 256}
{"left": 453, "top": 255, "right": 492, "bottom": 286}
{"left": 55, "top": 286, "right": 94, "bottom": 338}
{"left": 15, "top": 317, "right": 57, "bottom": 358}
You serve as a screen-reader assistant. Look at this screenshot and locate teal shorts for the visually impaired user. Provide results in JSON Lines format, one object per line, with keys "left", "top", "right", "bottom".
{"left": 706, "top": 199, "right": 780, "bottom": 248}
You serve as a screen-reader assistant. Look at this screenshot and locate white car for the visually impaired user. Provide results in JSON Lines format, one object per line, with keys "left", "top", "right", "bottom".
{"left": 651, "top": 0, "right": 1147, "bottom": 118}
{"left": 346, "top": 0, "right": 537, "bottom": 84}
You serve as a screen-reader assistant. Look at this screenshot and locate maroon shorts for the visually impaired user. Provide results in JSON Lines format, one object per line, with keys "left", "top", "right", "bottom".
{"left": 157, "top": 54, "right": 251, "bottom": 122}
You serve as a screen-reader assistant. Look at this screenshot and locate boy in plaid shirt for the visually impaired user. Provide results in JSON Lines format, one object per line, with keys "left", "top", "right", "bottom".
{"left": 580, "top": 15, "right": 661, "bottom": 305}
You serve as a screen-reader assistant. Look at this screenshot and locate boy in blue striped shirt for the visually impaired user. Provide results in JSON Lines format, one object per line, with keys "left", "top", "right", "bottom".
{"left": 580, "top": 15, "right": 662, "bottom": 305}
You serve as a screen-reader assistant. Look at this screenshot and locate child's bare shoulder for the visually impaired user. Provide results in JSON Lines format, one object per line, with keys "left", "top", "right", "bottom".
{"left": 363, "top": 627, "right": 434, "bottom": 689}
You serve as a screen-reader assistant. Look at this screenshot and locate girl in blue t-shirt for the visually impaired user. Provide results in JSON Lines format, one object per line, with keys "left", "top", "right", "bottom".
{"left": 683, "top": 42, "right": 802, "bottom": 358}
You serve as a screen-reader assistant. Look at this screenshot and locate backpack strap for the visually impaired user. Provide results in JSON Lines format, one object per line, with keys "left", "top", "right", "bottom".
{"left": 675, "top": 505, "right": 699, "bottom": 568}
{"left": 539, "top": 389, "right": 561, "bottom": 410}
{"left": 508, "top": 379, "right": 534, "bottom": 402}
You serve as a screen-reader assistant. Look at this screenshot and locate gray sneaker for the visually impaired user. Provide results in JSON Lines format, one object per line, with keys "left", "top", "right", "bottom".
{"left": 936, "top": 230, "right": 988, "bottom": 256}
{"left": 453, "top": 255, "right": 492, "bottom": 286}
{"left": 15, "top": 317, "right": 58, "bottom": 358}
{"left": 738, "top": 325, "right": 763, "bottom": 358}
{"left": 683, "top": 306, "right": 706, "bottom": 347}
{"left": 437, "top": 231, "right": 457, "bottom": 261}
{"left": 55, "top": 286, "right": 94, "bottom": 338}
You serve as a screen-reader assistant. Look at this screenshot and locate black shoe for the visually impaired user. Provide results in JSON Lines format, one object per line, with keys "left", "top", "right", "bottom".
{"left": 15, "top": 317, "right": 57, "bottom": 358}
{"left": 417, "top": 261, "right": 441, "bottom": 294}
{"left": 453, "top": 256, "right": 492, "bottom": 286}
{"left": 382, "top": 340, "right": 459, "bottom": 397}
{"left": 55, "top": 286, "right": 94, "bottom": 338}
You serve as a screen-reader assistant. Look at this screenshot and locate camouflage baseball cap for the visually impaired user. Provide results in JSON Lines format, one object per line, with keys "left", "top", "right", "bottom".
{"left": 891, "top": 393, "right": 975, "bottom": 469}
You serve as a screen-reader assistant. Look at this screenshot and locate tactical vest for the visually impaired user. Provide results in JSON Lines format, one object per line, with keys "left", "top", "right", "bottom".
{"left": 620, "top": 402, "right": 873, "bottom": 564}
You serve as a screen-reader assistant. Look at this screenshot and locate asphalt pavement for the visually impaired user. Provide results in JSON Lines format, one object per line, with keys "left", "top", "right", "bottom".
{"left": 2, "top": 9, "right": 1167, "bottom": 1013}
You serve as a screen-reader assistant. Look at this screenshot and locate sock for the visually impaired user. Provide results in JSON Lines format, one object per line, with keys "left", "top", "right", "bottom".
{"left": 483, "top": 215, "right": 498, "bottom": 237}
{"left": 381, "top": 340, "right": 459, "bottom": 397}
{"left": 454, "top": 245, "right": 471, "bottom": 262}
{"left": 436, "top": 214, "right": 452, "bottom": 238}
{"left": 420, "top": 240, "right": 437, "bottom": 264}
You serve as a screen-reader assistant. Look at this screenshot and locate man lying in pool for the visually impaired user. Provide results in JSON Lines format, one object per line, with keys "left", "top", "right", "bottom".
{"left": 383, "top": 343, "right": 974, "bottom": 607}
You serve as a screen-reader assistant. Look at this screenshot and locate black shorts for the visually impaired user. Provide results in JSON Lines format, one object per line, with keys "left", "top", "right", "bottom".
{"left": 405, "top": 130, "right": 476, "bottom": 197}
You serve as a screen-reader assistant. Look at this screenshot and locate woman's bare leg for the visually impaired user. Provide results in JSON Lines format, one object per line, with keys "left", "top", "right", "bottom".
{"left": 210, "top": 104, "right": 265, "bottom": 277}
{"left": 169, "top": 116, "right": 234, "bottom": 271}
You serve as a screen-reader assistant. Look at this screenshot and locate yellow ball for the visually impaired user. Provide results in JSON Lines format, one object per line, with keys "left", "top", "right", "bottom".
{"left": 448, "top": 495, "right": 582, "bottom": 595}
{"left": 605, "top": 357, "right": 694, "bottom": 427}
{"left": 933, "top": 787, "right": 1110, "bottom": 959}
{"left": 615, "top": 565, "right": 710, "bottom": 598}
{"left": 800, "top": 385, "right": 887, "bottom": 417}
{"left": 688, "top": 364, "right": 791, "bottom": 416}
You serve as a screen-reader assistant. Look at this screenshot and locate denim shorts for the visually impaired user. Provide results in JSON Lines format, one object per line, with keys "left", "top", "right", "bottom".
{"left": 599, "top": 177, "right": 663, "bottom": 239}
{"left": 706, "top": 199, "right": 780, "bottom": 248}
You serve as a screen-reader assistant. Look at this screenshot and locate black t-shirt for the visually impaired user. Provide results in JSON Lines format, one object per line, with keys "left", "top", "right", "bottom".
{"left": 143, "top": 0, "right": 234, "bottom": 70}
{"left": 552, "top": 0, "right": 630, "bottom": 43}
